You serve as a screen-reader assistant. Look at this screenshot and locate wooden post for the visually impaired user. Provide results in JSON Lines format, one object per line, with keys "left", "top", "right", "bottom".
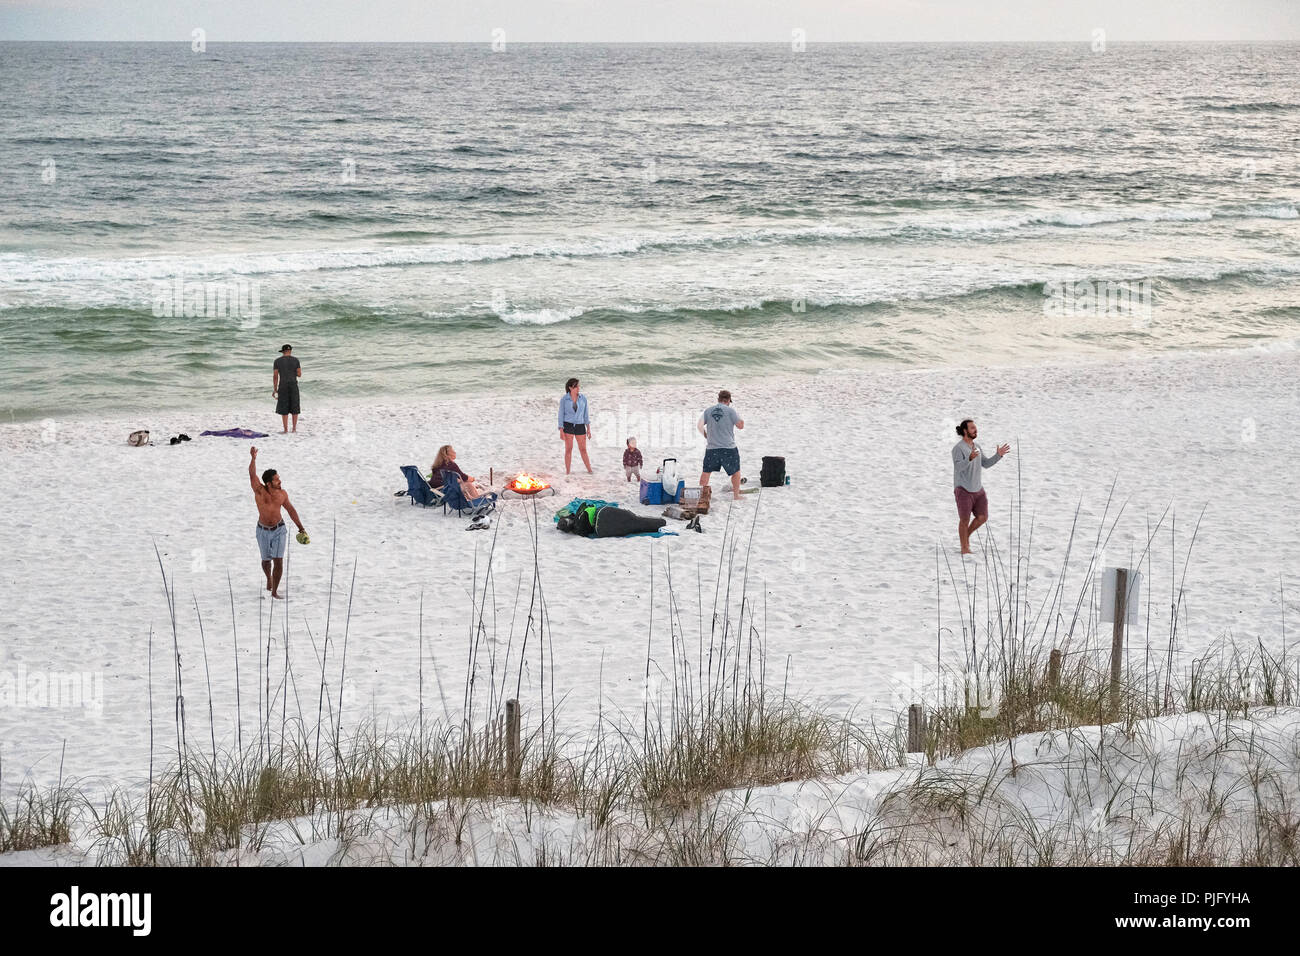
{"left": 1048, "top": 648, "right": 1061, "bottom": 692}
{"left": 505, "top": 698, "right": 521, "bottom": 795}
{"left": 1109, "top": 568, "right": 1128, "bottom": 716}
{"left": 907, "top": 704, "right": 925, "bottom": 753}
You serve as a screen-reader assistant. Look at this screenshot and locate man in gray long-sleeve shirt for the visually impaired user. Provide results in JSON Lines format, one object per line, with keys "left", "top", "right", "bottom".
{"left": 952, "top": 418, "right": 1011, "bottom": 554}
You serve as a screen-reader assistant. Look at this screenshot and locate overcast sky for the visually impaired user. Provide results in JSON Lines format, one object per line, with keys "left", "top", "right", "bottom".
{"left": 2, "top": 0, "right": 1299, "bottom": 42}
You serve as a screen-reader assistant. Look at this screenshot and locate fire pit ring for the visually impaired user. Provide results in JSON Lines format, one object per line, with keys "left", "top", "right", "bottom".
{"left": 505, "top": 473, "right": 552, "bottom": 496}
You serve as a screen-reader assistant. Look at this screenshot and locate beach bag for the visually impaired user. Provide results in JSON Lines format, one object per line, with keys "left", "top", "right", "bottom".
{"left": 760, "top": 456, "right": 786, "bottom": 487}
{"left": 127, "top": 430, "right": 150, "bottom": 447}
{"left": 658, "top": 458, "right": 678, "bottom": 492}
{"left": 696, "top": 484, "right": 712, "bottom": 514}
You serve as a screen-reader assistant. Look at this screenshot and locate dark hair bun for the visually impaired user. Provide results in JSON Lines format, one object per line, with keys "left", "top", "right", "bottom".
{"left": 956, "top": 424, "right": 964, "bottom": 435}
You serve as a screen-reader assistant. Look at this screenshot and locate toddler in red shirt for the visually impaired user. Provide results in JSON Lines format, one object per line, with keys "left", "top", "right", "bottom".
{"left": 623, "top": 437, "right": 643, "bottom": 481}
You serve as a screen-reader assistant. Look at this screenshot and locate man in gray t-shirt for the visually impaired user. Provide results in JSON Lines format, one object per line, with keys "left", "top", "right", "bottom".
{"left": 951, "top": 418, "right": 1011, "bottom": 554}
{"left": 698, "top": 389, "right": 745, "bottom": 499}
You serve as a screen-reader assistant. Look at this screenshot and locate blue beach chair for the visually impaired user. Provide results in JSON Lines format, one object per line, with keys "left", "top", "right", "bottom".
{"left": 439, "top": 468, "right": 497, "bottom": 518}
{"left": 399, "top": 465, "right": 444, "bottom": 508}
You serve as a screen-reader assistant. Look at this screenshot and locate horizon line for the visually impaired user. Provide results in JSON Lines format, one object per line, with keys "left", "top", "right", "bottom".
{"left": 2, "top": 38, "right": 1298, "bottom": 44}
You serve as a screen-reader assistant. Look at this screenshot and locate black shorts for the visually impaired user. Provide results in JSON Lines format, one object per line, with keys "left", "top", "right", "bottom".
{"left": 276, "top": 389, "right": 300, "bottom": 416}
{"left": 563, "top": 422, "right": 587, "bottom": 436}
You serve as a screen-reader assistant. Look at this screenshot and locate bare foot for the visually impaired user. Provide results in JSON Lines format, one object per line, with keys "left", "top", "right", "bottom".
{"left": 271, "top": 590, "right": 285, "bottom": 600}
{"left": 281, "top": 429, "right": 288, "bottom": 434}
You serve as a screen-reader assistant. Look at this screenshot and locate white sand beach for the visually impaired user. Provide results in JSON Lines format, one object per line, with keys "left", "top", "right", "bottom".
{"left": 1, "top": 347, "right": 1297, "bottom": 790}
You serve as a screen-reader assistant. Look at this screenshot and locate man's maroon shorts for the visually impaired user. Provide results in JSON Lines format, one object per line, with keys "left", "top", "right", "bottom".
{"left": 954, "top": 487, "right": 988, "bottom": 521}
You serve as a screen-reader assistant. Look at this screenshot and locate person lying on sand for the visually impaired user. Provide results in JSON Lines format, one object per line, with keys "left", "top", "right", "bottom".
{"left": 250, "top": 446, "right": 306, "bottom": 599}
{"left": 431, "top": 444, "right": 488, "bottom": 498}
{"left": 951, "top": 419, "right": 1011, "bottom": 555}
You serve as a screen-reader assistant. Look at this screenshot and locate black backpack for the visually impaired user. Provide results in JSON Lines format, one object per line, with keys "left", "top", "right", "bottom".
{"left": 760, "top": 456, "right": 786, "bottom": 488}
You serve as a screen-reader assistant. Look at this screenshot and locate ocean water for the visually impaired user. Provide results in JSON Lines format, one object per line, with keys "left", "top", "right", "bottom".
{"left": 1, "top": 41, "right": 1298, "bottom": 420}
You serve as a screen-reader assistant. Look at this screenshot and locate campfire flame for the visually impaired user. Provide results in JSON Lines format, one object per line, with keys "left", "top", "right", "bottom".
{"left": 507, "top": 473, "right": 550, "bottom": 493}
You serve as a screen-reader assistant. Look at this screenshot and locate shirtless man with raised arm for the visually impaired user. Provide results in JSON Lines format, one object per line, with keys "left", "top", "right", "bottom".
{"left": 249, "top": 446, "right": 305, "bottom": 598}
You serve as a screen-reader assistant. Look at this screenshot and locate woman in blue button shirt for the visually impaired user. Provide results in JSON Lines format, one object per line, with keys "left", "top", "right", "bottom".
{"left": 558, "top": 376, "right": 593, "bottom": 474}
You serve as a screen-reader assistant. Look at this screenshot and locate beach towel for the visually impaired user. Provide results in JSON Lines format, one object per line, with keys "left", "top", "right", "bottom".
{"left": 200, "top": 427, "right": 270, "bottom": 439}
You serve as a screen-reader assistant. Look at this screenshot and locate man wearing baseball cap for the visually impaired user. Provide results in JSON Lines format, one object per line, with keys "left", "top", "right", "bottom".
{"left": 698, "top": 389, "right": 745, "bottom": 501}
{"left": 273, "top": 344, "right": 302, "bottom": 433}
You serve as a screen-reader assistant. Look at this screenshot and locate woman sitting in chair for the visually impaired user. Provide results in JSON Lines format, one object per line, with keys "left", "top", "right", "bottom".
{"left": 430, "top": 445, "right": 488, "bottom": 498}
